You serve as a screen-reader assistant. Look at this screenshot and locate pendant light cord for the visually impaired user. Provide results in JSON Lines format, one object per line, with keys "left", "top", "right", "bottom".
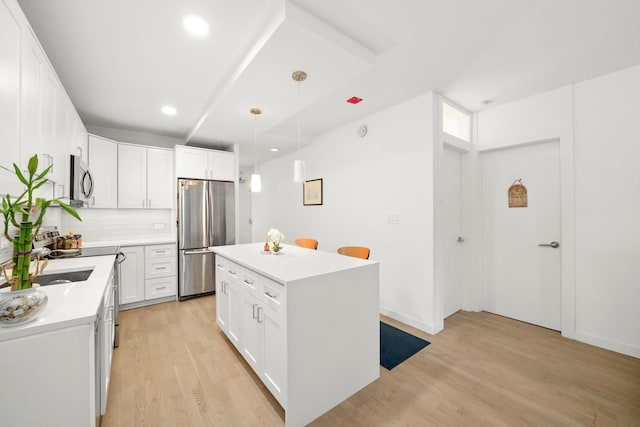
{"left": 254, "top": 113, "right": 258, "bottom": 174}
{"left": 297, "top": 80, "right": 302, "bottom": 159}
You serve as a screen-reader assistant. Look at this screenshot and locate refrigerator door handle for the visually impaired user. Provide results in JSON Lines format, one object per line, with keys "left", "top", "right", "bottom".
{"left": 184, "top": 249, "right": 212, "bottom": 255}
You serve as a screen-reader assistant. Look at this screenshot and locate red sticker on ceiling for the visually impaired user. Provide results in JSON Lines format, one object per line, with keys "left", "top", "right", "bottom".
{"left": 346, "top": 97, "right": 363, "bottom": 104}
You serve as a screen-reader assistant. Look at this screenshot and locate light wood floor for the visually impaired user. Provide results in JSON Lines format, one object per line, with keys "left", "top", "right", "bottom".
{"left": 102, "top": 296, "right": 640, "bottom": 426}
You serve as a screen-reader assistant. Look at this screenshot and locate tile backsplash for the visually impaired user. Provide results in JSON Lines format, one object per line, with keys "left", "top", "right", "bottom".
{"left": 61, "top": 208, "right": 175, "bottom": 243}
{"left": 0, "top": 208, "right": 175, "bottom": 263}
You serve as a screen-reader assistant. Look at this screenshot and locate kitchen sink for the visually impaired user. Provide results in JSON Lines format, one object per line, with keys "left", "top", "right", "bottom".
{"left": 34, "top": 268, "right": 95, "bottom": 286}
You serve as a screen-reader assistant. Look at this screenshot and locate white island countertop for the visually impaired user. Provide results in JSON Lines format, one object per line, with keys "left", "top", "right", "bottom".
{"left": 209, "top": 243, "right": 377, "bottom": 284}
{"left": 0, "top": 255, "right": 116, "bottom": 342}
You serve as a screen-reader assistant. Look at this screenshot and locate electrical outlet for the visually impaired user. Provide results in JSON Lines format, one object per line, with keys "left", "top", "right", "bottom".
{"left": 387, "top": 214, "right": 400, "bottom": 225}
{"left": 154, "top": 223, "right": 165, "bottom": 231}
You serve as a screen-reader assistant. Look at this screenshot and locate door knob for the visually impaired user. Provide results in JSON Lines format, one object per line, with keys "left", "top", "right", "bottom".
{"left": 538, "top": 241, "right": 560, "bottom": 248}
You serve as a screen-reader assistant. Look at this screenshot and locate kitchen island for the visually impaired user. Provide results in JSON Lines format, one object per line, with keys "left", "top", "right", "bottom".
{"left": 210, "top": 243, "right": 380, "bottom": 427}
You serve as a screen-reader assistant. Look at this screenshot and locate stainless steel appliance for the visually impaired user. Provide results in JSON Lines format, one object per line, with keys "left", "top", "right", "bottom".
{"left": 69, "top": 154, "right": 94, "bottom": 207}
{"left": 178, "top": 179, "right": 235, "bottom": 300}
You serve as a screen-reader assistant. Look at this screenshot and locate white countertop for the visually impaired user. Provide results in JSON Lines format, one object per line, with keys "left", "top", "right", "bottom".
{"left": 210, "top": 243, "right": 377, "bottom": 284}
{"left": 82, "top": 237, "right": 176, "bottom": 248}
{"left": 0, "top": 255, "right": 116, "bottom": 341}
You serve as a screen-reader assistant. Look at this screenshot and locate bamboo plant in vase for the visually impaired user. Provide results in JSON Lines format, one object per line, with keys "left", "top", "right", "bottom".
{"left": 0, "top": 154, "right": 81, "bottom": 326}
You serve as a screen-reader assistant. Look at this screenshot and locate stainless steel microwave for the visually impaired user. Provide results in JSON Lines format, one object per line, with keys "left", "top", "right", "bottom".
{"left": 69, "top": 154, "right": 94, "bottom": 207}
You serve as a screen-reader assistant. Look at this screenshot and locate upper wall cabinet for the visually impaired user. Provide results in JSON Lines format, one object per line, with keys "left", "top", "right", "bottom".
{"left": 0, "top": 0, "right": 22, "bottom": 195}
{"left": 175, "top": 145, "right": 235, "bottom": 181}
{"left": 118, "top": 144, "right": 174, "bottom": 209}
{"left": 0, "top": 0, "right": 87, "bottom": 198}
{"left": 88, "top": 135, "right": 118, "bottom": 208}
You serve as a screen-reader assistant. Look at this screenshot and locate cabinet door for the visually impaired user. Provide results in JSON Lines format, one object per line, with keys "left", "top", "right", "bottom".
{"left": 240, "top": 290, "right": 261, "bottom": 371}
{"left": 117, "top": 144, "right": 147, "bottom": 208}
{"left": 146, "top": 148, "right": 174, "bottom": 209}
{"left": 70, "top": 110, "right": 88, "bottom": 162}
{"left": 54, "top": 92, "right": 71, "bottom": 198}
{"left": 261, "top": 305, "right": 286, "bottom": 406}
{"left": 41, "top": 67, "right": 59, "bottom": 183}
{"left": 209, "top": 151, "right": 235, "bottom": 181}
{"left": 19, "top": 29, "right": 44, "bottom": 170}
{"left": 120, "top": 246, "right": 145, "bottom": 305}
{"left": 215, "top": 263, "right": 229, "bottom": 331}
{"left": 0, "top": 1, "right": 22, "bottom": 195}
{"left": 227, "top": 280, "right": 243, "bottom": 350}
{"left": 175, "top": 146, "right": 207, "bottom": 179}
{"left": 88, "top": 135, "right": 118, "bottom": 208}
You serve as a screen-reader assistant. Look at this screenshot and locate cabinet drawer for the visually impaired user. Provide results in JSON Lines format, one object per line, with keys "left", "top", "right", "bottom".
{"left": 239, "top": 269, "right": 262, "bottom": 297}
{"left": 225, "top": 260, "right": 240, "bottom": 280}
{"left": 145, "top": 276, "right": 176, "bottom": 300}
{"left": 145, "top": 257, "right": 176, "bottom": 279}
{"left": 146, "top": 244, "right": 176, "bottom": 259}
{"left": 262, "top": 279, "right": 286, "bottom": 315}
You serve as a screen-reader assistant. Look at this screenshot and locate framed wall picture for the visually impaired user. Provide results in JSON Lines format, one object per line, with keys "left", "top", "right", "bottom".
{"left": 303, "top": 178, "right": 323, "bottom": 206}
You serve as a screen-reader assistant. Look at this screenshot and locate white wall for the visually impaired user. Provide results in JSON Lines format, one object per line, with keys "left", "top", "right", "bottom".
{"left": 477, "top": 88, "right": 563, "bottom": 148}
{"left": 572, "top": 65, "right": 640, "bottom": 357}
{"left": 477, "top": 64, "right": 640, "bottom": 358}
{"left": 252, "top": 92, "right": 438, "bottom": 333}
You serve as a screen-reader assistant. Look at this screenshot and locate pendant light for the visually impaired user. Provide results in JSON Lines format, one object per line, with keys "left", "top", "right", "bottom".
{"left": 250, "top": 107, "right": 262, "bottom": 192}
{"left": 292, "top": 70, "right": 307, "bottom": 183}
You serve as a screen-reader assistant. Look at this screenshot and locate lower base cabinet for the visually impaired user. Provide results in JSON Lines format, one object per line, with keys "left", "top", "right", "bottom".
{"left": 215, "top": 257, "right": 287, "bottom": 406}
{"left": 120, "top": 243, "right": 177, "bottom": 309}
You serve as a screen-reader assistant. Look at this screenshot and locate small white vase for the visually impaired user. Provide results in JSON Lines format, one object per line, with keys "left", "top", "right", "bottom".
{"left": 270, "top": 245, "right": 284, "bottom": 255}
{"left": 0, "top": 287, "right": 48, "bottom": 327}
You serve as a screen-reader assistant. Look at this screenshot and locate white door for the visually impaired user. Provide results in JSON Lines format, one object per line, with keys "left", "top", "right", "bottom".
{"left": 442, "top": 148, "right": 463, "bottom": 318}
{"left": 481, "top": 141, "right": 561, "bottom": 330}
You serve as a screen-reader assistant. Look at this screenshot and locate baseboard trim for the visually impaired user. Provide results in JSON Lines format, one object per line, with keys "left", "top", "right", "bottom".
{"left": 574, "top": 330, "right": 640, "bottom": 359}
{"left": 380, "top": 306, "right": 440, "bottom": 335}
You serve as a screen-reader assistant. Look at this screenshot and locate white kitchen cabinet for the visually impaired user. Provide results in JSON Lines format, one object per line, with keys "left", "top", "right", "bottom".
{"left": 175, "top": 145, "right": 235, "bottom": 181}
{"left": 88, "top": 135, "right": 118, "bottom": 208}
{"left": 215, "top": 259, "right": 229, "bottom": 331}
{"left": 117, "top": 144, "right": 147, "bottom": 209}
{"left": 215, "top": 256, "right": 287, "bottom": 406}
{"left": 118, "top": 144, "right": 174, "bottom": 209}
{"left": 0, "top": 0, "right": 87, "bottom": 198}
{"left": 227, "top": 271, "right": 243, "bottom": 349}
{"left": 120, "top": 243, "right": 177, "bottom": 309}
{"left": 120, "top": 245, "right": 145, "bottom": 305}
{"left": 0, "top": 255, "right": 117, "bottom": 427}
{"left": 144, "top": 244, "right": 177, "bottom": 300}
{"left": 146, "top": 147, "right": 174, "bottom": 209}
{"left": 19, "top": 28, "right": 44, "bottom": 171}
{"left": 69, "top": 109, "right": 88, "bottom": 163}
{"left": 0, "top": 0, "right": 22, "bottom": 195}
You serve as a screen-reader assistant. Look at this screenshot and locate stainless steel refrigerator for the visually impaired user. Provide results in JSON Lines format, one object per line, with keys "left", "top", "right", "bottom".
{"left": 178, "top": 179, "right": 235, "bottom": 300}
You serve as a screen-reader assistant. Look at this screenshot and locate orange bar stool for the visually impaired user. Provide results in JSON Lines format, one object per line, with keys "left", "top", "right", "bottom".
{"left": 295, "top": 238, "right": 318, "bottom": 250}
{"left": 337, "top": 246, "right": 370, "bottom": 260}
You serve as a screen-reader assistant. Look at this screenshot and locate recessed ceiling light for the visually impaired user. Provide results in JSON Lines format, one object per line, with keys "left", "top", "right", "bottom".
{"left": 161, "top": 105, "right": 177, "bottom": 116}
{"left": 183, "top": 14, "right": 209, "bottom": 37}
{"left": 270, "top": 148, "right": 279, "bottom": 152}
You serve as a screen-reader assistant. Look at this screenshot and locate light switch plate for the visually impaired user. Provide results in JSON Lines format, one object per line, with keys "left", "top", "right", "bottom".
{"left": 387, "top": 214, "right": 400, "bottom": 225}
{"left": 154, "top": 223, "right": 165, "bottom": 231}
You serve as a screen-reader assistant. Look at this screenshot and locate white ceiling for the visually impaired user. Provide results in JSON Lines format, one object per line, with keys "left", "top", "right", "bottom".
{"left": 17, "top": 0, "right": 640, "bottom": 169}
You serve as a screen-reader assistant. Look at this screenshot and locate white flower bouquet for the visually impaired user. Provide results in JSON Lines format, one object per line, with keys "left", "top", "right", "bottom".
{"left": 267, "top": 228, "right": 285, "bottom": 253}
